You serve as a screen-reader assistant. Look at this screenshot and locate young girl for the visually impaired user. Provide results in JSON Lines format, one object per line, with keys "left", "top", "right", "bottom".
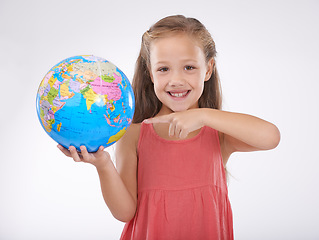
{"left": 58, "top": 15, "right": 280, "bottom": 239}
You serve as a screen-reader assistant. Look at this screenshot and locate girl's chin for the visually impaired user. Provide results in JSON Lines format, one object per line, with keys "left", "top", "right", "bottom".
{"left": 158, "top": 99, "right": 199, "bottom": 113}
{"left": 159, "top": 105, "right": 186, "bottom": 114}
{"left": 167, "top": 104, "right": 198, "bottom": 113}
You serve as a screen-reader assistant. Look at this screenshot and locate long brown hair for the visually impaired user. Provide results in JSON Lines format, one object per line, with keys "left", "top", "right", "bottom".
{"left": 132, "top": 15, "right": 222, "bottom": 123}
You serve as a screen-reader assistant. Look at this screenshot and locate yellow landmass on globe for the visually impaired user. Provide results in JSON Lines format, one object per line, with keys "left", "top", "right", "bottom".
{"left": 67, "top": 64, "right": 73, "bottom": 72}
{"left": 103, "top": 95, "right": 109, "bottom": 105}
{"left": 83, "top": 88, "right": 98, "bottom": 110}
{"left": 41, "top": 118, "right": 51, "bottom": 132}
{"left": 42, "top": 95, "right": 48, "bottom": 101}
{"left": 57, "top": 122, "right": 62, "bottom": 132}
{"left": 48, "top": 75, "right": 56, "bottom": 87}
{"left": 107, "top": 127, "right": 127, "bottom": 145}
{"left": 109, "top": 100, "right": 115, "bottom": 111}
{"left": 60, "top": 81, "right": 74, "bottom": 98}
{"left": 41, "top": 117, "right": 55, "bottom": 133}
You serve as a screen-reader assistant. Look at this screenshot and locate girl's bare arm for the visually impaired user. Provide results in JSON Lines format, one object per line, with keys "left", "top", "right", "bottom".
{"left": 58, "top": 124, "right": 139, "bottom": 222}
{"left": 144, "top": 108, "right": 280, "bottom": 163}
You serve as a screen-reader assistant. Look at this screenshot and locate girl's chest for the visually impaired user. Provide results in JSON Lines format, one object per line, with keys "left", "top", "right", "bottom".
{"left": 152, "top": 123, "right": 202, "bottom": 141}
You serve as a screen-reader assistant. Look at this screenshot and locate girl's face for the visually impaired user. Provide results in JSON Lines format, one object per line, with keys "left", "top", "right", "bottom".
{"left": 149, "top": 33, "right": 213, "bottom": 113}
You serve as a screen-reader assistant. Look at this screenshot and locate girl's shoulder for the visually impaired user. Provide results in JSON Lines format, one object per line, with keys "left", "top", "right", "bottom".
{"left": 127, "top": 122, "right": 142, "bottom": 140}
{"left": 117, "top": 123, "right": 142, "bottom": 151}
{"left": 115, "top": 123, "right": 142, "bottom": 167}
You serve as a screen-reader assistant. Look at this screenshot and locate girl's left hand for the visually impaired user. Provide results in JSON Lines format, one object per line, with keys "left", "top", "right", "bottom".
{"left": 143, "top": 109, "right": 206, "bottom": 139}
{"left": 58, "top": 145, "right": 112, "bottom": 170}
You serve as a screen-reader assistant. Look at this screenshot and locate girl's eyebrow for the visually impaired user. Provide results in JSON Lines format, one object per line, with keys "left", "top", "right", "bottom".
{"left": 154, "top": 61, "right": 169, "bottom": 65}
{"left": 154, "top": 59, "right": 198, "bottom": 65}
{"left": 181, "top": 59, "right": 198, "bottom": 63}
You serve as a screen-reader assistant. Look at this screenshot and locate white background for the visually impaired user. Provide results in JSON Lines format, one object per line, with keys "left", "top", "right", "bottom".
{"left": 1, "top": 0, "right": 318, "bottom": 239}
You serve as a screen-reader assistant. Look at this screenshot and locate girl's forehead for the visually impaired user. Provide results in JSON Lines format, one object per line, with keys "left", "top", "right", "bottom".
{"left": 150, "top": 34, "right": 204, "bottom": 58}
{"left": 151, "top": 32, "right": 202, "bottom": 48}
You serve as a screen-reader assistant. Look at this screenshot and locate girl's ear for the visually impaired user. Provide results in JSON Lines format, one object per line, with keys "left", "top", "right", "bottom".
{"left": 205, "top": 58, "right": 214, "bottom": 81}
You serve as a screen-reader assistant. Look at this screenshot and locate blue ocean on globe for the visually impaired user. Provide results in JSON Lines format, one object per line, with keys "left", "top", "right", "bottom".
{"left": 36, "top": 55, "right": 135, "bottom": 152}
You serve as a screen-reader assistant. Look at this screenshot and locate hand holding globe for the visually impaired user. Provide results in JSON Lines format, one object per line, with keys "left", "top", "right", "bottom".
{"left": 57, "top": 145, "right": 113, "bottom": 170}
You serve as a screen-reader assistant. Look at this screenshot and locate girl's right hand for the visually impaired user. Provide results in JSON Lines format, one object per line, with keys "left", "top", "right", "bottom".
{"left": 57, "top": 144, "right": 112, "bottom": 170}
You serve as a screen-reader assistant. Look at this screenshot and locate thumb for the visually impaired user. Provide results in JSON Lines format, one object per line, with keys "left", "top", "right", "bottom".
{"left": 96, "top": 146, "right": 105, "bottom": 155}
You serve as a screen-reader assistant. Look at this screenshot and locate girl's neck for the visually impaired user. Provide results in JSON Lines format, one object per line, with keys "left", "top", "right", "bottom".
{"left": 156, "top": 106, "right": 174, "bottom": 117}
{"left": 155, "top": 103, "right": 199, "bottom": 118}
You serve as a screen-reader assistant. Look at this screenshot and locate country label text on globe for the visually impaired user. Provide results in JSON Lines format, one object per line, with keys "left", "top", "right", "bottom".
{"left": 36, "top": 55, "right": 135, "bottom": 152}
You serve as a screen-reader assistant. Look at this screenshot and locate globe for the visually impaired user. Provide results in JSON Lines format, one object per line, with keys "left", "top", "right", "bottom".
{"left": 36, "top": 55, "right": 135, "bottom": 152}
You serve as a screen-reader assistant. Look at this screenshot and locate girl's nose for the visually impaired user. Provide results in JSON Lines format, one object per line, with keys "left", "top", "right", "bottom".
{"left": 169, "top": 71, "right": 185, "bottom": 86}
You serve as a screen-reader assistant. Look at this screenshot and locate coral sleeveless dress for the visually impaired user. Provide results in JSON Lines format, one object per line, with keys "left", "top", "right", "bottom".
{"left": 120, "top": 123, "right": 233, "bottom": 240}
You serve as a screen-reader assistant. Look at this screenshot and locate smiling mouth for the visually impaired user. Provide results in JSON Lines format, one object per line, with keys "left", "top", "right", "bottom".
{"left": 168, "top": 90, "right": 190, "bottom": 98}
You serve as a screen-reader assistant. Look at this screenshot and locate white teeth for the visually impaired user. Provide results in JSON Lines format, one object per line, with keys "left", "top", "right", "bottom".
{"left": 170, "top": 91, "right": 188, "bottom": 97}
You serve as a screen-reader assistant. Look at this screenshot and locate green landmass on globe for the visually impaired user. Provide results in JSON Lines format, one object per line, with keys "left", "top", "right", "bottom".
{"left": 36, "top": 55, "right": 135, "bottom": 152}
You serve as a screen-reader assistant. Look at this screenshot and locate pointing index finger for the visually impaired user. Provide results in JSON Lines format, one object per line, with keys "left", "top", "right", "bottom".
{"left": 143, "top": 115, "right": 170, "bottom": 124}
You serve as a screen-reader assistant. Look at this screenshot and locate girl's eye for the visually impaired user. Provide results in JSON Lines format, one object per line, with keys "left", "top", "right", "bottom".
{"left": 158, "top": 67, "right": 169, "bottom": 72}
{"left": 185, "top": 65, "right": 195, "bottom": 70}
